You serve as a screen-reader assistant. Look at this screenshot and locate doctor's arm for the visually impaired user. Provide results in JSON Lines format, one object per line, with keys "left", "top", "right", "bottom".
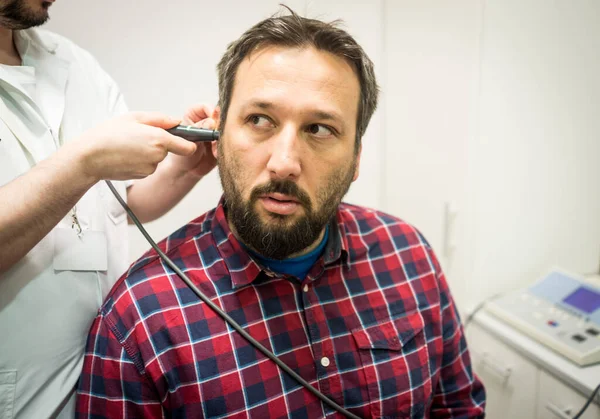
{"left": 125, "top": 104, "right": 218, "bottom": 223}
{"left": 0, "top": 112, "right": 195, "bottom": 275}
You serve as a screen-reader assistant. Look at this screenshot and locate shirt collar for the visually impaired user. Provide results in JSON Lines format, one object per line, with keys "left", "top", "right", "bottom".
{"left": 322, "top": 213, "right": 350, "bottom": 268}
{"left": 14, "top": 28, "right": 59, "bottom": 58}
{"left": 210, "top": 198, "right": 350, "bottom": 290}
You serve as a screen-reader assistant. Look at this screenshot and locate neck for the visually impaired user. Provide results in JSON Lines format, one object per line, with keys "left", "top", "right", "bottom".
{"left": 0, "top": 26, "right": 21, "bottom": 65}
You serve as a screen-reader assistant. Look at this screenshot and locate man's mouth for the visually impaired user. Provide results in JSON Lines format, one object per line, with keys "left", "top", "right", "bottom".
{"left": 265, "top": 193, "right": 299, "bottom": 203}
{"left": 259, "top": 193, "right": 301, "bottom": 215}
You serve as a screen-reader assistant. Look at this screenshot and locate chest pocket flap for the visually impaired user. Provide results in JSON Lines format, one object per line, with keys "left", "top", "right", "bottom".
{"left": 352, "top": 311, "right": 424, "bottom": 351}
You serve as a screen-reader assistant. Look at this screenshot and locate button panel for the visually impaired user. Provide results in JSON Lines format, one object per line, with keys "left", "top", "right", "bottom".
{"left": 586, "top": 328, "right": 599, "bottom": 337}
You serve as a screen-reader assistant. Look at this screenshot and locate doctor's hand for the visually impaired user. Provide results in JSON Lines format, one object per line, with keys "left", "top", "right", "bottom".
{"left": 69, "top": 112, "right": 198, "bottom": 182}
{"left": 164, "top": 103, "right": 219, "bottom": 179}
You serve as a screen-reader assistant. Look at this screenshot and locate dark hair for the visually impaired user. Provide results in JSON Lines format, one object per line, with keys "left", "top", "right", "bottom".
{"left": 216, "top": 6, "right": 379, "bottom": 150}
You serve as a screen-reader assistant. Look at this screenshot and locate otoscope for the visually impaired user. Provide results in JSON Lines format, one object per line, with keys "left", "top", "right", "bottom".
{"left": 166, "top": 125, "right": 220, "bottom": 141}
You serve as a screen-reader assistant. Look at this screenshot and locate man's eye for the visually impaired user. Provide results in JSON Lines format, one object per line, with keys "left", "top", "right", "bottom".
{"left": 249, "top": 115, "right": 272, "bottom": 128}
{"left": 307, "top": 124, "right": 334, "bottom": 137}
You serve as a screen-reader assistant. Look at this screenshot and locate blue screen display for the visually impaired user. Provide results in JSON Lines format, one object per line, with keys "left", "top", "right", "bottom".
{"left": 563, "top": 287, "right": 600, "bottom": 314}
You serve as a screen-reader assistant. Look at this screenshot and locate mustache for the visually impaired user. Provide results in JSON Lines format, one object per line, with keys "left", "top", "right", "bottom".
{"left": 250, "top": 180, "right": 312, "bottom": 210}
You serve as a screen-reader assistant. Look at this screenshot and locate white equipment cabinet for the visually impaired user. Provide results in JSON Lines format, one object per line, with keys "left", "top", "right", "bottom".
{"left": 467, "top": 312, "right": 600, "bottom": 419}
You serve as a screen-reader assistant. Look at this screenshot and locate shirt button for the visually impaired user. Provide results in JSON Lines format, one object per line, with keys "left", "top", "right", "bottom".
{"left": 321, "top": 357, "right": 330, "bottom": 367}
{"left": 303, "top": 284, "right": 309, "bottom": 292}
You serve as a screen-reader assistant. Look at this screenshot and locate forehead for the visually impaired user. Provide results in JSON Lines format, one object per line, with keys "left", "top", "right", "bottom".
{"left": 230, "top": 45, "right": 360, "bottom": 119}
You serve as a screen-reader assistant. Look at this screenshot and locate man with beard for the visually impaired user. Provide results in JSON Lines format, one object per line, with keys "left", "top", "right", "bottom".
{"left": 76, "top": 9, "right": 486, "bottom": 419}
{"left": 0, "top": 0, "right": 217, "bottom": 418}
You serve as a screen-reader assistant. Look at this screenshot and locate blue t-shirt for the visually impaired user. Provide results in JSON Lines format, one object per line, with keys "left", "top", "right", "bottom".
{"left": 245, "top": 227, "right": 329, "bottom": 280}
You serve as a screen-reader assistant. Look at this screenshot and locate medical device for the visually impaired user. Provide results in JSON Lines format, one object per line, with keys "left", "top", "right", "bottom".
{"left": 166, "top": 125, "right": 220, "bottom": 141}
{"left": 485, "top": 269, "right": 600, "bottom": 366}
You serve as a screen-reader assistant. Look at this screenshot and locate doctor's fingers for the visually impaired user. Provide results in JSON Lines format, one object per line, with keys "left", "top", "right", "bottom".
{"left": 126, "top": 111, "right": 182, "bottom": 129}
{"left": 192, "top": 117, "right": 217, "bottom": 130}
{"left": 138, "top": 127, "right": 198, "bottom": 158}
{"left": 124, "top": 118, "right": 197, "bottom": 157}
{"left": 183, "top": 103, "right": 215, "bottom": 125}
{"left": 161, "top": 131, "right": 198, "bottom": 157}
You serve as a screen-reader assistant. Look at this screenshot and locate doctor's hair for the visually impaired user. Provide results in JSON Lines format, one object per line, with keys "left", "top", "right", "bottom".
{"left": 216, "top": 5, "right": 379, "bottom": 153}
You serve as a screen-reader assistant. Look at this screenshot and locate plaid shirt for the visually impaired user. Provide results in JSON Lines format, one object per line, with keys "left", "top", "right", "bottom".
{"left": 77, "top": 200, "right": 485, "bottom": 419}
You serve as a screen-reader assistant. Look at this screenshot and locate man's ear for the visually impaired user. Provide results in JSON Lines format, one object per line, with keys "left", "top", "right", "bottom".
{"left": 212, "top": 106, "right": 223, "bottom": 160}
{"left": 213, "top": 106, "right": 221, "bottom": 124}
{"left": 212, "top": 107, "right": 223, "bottom": 160}
{"left": 212, "top": 140, "right": 219, "bottom": 159}
{"left": 352, "top": 143, "right": 362, "bottom": 181}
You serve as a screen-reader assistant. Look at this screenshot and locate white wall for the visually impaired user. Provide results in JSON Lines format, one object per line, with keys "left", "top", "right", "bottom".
{"left": 381, "top": 0, "right": 483, "bottom": 309}
{"left": 469, "top": 0, "right": 600, "bottom": 302}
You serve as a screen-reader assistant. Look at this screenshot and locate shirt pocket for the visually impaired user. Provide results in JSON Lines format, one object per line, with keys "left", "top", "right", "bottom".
{"left": 0, "top": 370, "right": 16, "bottom": 419}
{"left": 352, "top": 312, "right": 431, "bottom": 419}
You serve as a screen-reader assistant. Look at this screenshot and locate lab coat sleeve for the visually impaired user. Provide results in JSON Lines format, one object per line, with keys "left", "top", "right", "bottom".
{"left": 71, "top": 41, "right": 133, "bottom": 188}
{"left": 41, "top": 28, "right": 130, "bottom": 118}
{"left": 76, "top": 47, "right": 129, "bottom": 118}
{"left": 101, "top": 66, "right": 129, "bottom": 118}
{"left": 94, "top": 60, "right": 134, "bottom": 189}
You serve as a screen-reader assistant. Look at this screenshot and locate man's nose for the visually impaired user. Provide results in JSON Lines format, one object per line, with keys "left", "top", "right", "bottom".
{"left": 266, "top": 126, "right": 302, "bottom": 180}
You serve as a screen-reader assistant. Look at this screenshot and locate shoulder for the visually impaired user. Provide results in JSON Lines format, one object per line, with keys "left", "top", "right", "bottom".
{"left": 99, "top": 209, "right": 219, "bottom": 339}
{"left": 337, "top": 202, "right": 431, "bottom": 249}
{"left": 336, "top": 202, "right": 444, "bottom": 289}
{"left": 27, "top": 28, "right": 98, "bottom": 64}
{"left": 26, "top": 28, "right": 120, "bottom": 93}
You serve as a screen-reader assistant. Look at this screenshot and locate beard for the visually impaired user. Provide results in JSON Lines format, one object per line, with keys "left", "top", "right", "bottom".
{"left": 217, "top": 141, "right": 356, "bottom": 260}
{"left": 0, "top": 0, "right": 50, "bottom": 30}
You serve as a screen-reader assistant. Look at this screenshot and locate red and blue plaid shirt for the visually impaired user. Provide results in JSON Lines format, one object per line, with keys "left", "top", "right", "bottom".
{"left": 77, "top": 200, "right": 485, "bottom": 418}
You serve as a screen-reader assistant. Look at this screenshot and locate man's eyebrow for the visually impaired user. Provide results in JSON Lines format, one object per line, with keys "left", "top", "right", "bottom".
{"left": 245, "top": 101, "right": 273, "bottom": 110}
{"left": 242, "top": 101, "right": 345, "bottom": 127}
{"left": 244, "top": 102, "right": 341, "bottom": 119}
{"left": 311, "top": 110, "right": 343, "bottom": 122}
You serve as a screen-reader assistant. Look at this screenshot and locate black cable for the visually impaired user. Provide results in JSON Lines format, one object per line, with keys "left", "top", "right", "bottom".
{"left": 463, "top": 300, "right": 487, "bottom": 331}
{"left": 573, "top": 382, "right": 600, "bottom": 419}
{"left": 105, "top": 180, "right": 361, "bottom": 419}
{"left": 463, "top": 293, "right": 503, "bottom": 331}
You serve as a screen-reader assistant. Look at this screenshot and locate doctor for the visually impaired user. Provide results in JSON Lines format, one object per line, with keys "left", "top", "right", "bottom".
{"left": 0, "top": 0, "right": 217, "bottom": 417}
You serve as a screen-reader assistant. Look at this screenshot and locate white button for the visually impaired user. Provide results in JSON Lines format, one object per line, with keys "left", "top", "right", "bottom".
{"left": 303, "top": 284, "right": 309, "bottom": 292}
{"left": 321, "top": 357, "right": 330, "bottom": 367}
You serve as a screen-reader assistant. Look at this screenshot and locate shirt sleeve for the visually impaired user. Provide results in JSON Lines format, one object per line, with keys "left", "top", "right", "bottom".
{"left": 428, "top": 250, "right": 486, "bottom": 418}
{"left": 76, "top": 314, "right": 162, "bottom": 418}
{"left": 100, "top": 60, "right": 134, "bottom": 190}
{"left": 83, "top": 46, "right": 134, "bottom": 189}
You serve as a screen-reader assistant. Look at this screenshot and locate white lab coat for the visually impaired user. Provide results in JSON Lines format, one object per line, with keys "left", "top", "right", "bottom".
{"left": 0, "top": 28, "right": 130, "bottom": 418}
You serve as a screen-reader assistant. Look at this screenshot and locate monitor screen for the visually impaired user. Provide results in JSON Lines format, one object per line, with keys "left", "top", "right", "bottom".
{"left": 563, "top": 286, "right": 600, "bottom": 314}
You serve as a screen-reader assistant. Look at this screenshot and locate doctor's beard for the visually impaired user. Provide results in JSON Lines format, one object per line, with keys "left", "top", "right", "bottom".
{"left": 0, "top": 0, "right": 51, "bottom": 30}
